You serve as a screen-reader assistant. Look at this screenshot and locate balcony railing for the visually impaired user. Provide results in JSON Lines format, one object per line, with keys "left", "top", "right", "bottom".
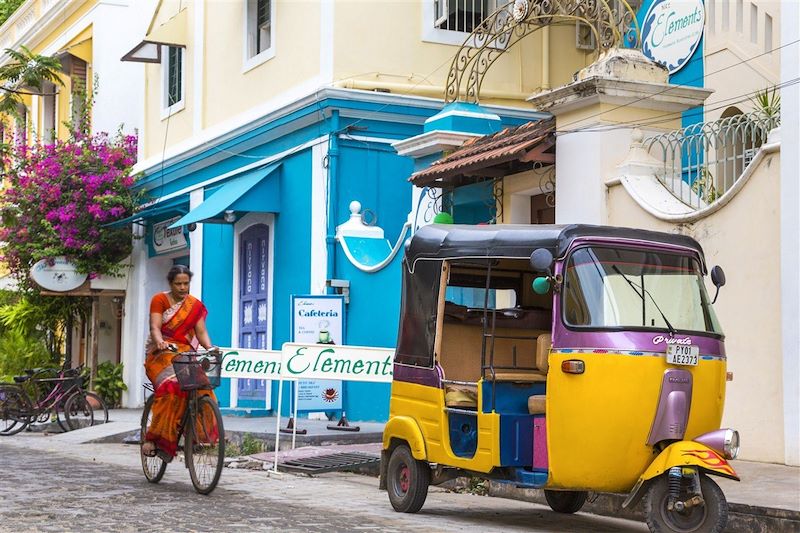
{"left": 644, "top": 111, "right": 780, "bottom": 210}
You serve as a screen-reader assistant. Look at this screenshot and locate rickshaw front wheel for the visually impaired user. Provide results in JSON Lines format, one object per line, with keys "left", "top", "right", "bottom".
{"left": 544, "top": 490, "right": 588, "bottom": 513}
{"left": 645, "top": 473, "right": 728, "bottom": 533}
{"left": 386, "top": 444, "right": 430, "bottom": 513}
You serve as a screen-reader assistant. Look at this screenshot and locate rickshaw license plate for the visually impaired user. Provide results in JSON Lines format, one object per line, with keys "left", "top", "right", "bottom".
{"left": 666, "top": 345, "right": 699, "bottom": 366}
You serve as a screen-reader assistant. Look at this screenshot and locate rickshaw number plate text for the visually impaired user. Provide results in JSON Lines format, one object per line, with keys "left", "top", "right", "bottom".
{"left": 666, "top": 344, "right": 699, "bottom": 366}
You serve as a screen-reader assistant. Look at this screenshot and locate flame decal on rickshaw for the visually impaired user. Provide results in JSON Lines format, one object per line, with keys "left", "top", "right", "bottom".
{"left": 682, "top": 449, "right": 736, "bottom": 476}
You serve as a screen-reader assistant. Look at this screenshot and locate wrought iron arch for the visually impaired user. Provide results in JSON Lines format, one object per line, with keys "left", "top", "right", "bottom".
{"left": 444, "top": 0, "right": 641, "bottom": 104}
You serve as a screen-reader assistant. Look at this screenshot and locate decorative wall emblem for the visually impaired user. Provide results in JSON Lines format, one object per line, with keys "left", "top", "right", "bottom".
{"left": 641, "top": 0, "right": 705, "bottom": 74}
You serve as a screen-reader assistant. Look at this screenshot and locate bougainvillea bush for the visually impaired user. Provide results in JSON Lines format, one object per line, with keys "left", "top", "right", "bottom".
{"left": 0, "top": 132, "right": 141, "bottom": 284}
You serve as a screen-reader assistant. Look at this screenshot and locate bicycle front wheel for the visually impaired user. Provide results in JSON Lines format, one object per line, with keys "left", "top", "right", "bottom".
{"left": 64, "top": 392, "right": 94, "bottom": 430}
{"left": 0, "top": 385, "right": 31, "bottom": 436}
{"left": 140, "top": 395, "right": 167, "bottom": 483}
{"left": 185, "top": 395, "right": 225, "bottom": 495}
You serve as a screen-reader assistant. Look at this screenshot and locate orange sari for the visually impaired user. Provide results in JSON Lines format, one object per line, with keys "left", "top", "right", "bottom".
{"left": 144, "top": 293, "right": 216, "bottom": 457}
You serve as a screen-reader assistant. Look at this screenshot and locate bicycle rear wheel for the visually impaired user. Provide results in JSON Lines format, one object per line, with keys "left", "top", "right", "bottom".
{"left": 64, "top": 392, "right": 94, "bottom": 430}
{"left": 0, "top": 385, "right": 31, "bottom": 436}
{"left": 140, "top": 394, "right": 167, "bottom": 483}
{"left": 185, "top": 395, "right": 225, "bottom": 495}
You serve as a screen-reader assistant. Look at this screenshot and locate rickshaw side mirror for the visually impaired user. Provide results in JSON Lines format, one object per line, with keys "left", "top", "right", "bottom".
{"left": 710, "top": 265, "right": 726, "bottom": 304}
{"left": 530, "top": 248, "right": 554, "bottom": 274}
{"left": 711, "top": 266, "right": 726, "bottom": 287}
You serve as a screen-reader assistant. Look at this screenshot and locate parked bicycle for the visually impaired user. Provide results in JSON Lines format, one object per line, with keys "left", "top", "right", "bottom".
{"left": 140, "top": 348, "right": 226, "bottom": 495}
{"left": 0, "top": 364, "right": 109, "bottom": 435}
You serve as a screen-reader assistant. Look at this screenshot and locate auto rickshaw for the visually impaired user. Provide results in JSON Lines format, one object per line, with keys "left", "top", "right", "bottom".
{"left": 381, "top": 224, "right": 739, "bottom": 533}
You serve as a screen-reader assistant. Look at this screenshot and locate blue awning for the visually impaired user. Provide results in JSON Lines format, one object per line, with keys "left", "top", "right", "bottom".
{"left": 169, "top": 163, "right": 281, "bottom": 228}
{"left": 103, "top": 194, "right": 190, "bottom": 228}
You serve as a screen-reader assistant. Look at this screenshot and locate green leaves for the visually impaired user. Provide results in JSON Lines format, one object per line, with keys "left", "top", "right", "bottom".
{"left": 94, "top": 361, "right": 127, "bottom": 408}
{"left": 0, "top": 46, "right": 63, "bottom": 121}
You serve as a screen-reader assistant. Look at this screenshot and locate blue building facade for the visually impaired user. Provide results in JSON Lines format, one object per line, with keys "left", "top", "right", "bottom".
{"left": 126, "top": 89, "right": 541, "bottom": 421}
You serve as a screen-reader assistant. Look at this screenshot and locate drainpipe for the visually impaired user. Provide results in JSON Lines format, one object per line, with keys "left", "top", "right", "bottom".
{"left": 326, "top": 110, "right": 340, "bottom": 290}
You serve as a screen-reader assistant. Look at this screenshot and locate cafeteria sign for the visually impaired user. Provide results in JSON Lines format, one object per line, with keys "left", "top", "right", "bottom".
{"left": 641, "top": 0, "right": 705, "bottom": 74}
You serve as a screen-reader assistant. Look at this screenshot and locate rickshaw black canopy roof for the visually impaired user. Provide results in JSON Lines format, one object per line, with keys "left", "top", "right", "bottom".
{"left": 406, "top": 224, "right": 706, "bottom": 268}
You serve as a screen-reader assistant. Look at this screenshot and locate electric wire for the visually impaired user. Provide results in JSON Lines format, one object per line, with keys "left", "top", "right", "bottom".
{"left": 556, "top": 77, "right": 798, "bottom": 136}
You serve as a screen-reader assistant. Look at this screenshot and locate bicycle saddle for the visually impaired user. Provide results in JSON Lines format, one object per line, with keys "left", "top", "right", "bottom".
{"left": 13, "top": 375, "right": 29, "bottom": 383}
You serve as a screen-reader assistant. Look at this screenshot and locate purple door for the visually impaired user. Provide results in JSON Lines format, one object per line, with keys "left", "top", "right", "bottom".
{"left": 237, "top": 224, "right": 269, "bottom": 406}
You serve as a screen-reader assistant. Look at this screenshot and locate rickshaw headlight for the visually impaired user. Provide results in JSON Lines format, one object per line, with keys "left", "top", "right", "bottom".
{"left": 723, "top": 429, "right": 740, "bottom": 459}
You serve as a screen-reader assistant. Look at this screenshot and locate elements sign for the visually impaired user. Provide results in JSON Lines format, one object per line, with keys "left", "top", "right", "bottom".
{"left": 641, "top": 0, "right": 705, "bottom": 74}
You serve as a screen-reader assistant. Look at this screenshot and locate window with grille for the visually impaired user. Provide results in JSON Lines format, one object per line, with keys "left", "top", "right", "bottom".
{"left": 247, "top": 0, "right": 272, "bottom": 59}
{"left": 434, "top": 0, "right": 495, "bottom": 33}
{"left": 166, "top": 46, "right": 183, "bottom": 107}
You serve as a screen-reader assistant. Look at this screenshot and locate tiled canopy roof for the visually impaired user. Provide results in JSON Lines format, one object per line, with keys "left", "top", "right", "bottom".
{"left": 411, "top": 117, "right": 555, "bottom": 187}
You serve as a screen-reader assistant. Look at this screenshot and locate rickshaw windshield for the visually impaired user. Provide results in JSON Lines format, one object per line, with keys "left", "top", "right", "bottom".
{"left": 563, "top": 246, "right": 722, "bottom": 335}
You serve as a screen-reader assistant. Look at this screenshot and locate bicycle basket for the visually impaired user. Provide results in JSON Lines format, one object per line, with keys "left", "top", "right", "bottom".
{"left": 172, "top": 353, "right": 222, "bottom": 391}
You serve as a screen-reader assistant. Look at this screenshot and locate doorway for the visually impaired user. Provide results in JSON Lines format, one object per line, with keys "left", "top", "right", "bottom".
{"left": 237, "top": 224, "right": 270, "bottom": 406}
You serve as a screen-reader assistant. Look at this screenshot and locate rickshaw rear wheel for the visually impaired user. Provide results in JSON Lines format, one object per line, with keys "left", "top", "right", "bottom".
{"left": 544, "top": 490, "right": 588, "bottom": 513}
{"left": 646, "top": 473, "right": 728, "bottom": 533}
{"left": 386, "top": 444, "right": 430, "bottom": 513}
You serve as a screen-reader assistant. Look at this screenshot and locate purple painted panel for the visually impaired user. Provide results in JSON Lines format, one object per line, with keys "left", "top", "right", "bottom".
{"left": 393, "top": 363, "right": 441, "bottom": 388}
{"left": 552, "top": 329, "right": 725, "bottom": 356}
{"left": 533, "top": 416, "right": 548, "bottom": 470}
{"left": 647, "top": 369, "right": 693, "bottom": 445}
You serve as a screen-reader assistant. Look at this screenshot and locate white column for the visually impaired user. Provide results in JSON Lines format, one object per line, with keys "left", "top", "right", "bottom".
{"left": 554, "top": 128, "right": 632, "bottom": 224}
{"left": 310, "top": 141, "right": 328, "bottom": 294}
{"left": 121, "top": 228, "right": 149, "bottom": 407}
{"left": 780, "top": 0, "right": 800, "bottom": 467}
{"left": 189, "top": 189, "right": 205, "bottom": 299}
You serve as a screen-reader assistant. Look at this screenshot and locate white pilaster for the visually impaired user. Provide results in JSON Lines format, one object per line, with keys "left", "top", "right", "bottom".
{"left": 310, "top": 141, "right": 328, "bottom": 294}
{"left": 780, "top": 0, "right": 800, "bottom": 467}
{"left": 189, "top": 188, "right": 204, "bottom": 299}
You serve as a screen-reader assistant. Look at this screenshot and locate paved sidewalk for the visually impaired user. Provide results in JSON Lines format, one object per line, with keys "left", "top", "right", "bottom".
{"left": 48, "top": 409, "right": 800, "bottom": 531}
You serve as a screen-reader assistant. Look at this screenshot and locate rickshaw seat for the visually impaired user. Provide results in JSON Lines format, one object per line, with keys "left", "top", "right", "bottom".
{"left": 536, "top": 333, "right": 551, "bottom": 373}
{"left": 528, "top": 394, "right": 546, "bottom": 414}
{"left": 444, "top": 383, "right": 478, "bottom": 408}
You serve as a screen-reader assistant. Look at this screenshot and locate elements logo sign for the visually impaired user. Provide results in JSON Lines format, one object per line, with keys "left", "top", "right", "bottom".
{"left": 641, "top": 0, "right": 705, "bottom": 74}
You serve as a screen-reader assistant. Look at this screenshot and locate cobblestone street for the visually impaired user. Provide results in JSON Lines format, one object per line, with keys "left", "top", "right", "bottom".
{"left": 0, "top": 433, "right": 648, "bottom": 532}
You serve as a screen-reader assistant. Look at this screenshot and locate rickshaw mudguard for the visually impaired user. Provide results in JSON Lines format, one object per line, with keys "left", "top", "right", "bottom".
{"left": 622, "top": 441, "right": 739, "bottom": 509}
{"left": 382, "top": 416, "right": 426, "bottom": 460}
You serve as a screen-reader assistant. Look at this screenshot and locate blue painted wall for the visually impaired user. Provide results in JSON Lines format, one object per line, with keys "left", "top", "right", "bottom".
{"left": 332, "top": 141, "right": 415, "bottom": 420}
{"left": 201, "top": 222, "right": 234, "bottom": 406}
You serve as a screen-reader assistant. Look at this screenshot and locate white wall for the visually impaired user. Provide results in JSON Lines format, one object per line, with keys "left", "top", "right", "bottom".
{"left": 779, "top": 0, "right": 799, "bottom": 467}
{"left": 90, "top": 1, "right": 150, "bottom": 136}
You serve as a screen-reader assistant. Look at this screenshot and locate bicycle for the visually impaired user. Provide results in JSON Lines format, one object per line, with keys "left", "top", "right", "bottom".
{"left": 23, "top": 365, "right": 109, "bottom": 430}
{"left": 140, "top": 348, "right": 226, "bottom": 495}
{"left": 0, "top": 371, "right": 89, "bottom": 435}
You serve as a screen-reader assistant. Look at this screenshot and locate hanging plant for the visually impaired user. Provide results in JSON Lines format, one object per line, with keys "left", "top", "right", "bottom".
{"left": 0, "top": 130, "right": 143, "bottom": 283}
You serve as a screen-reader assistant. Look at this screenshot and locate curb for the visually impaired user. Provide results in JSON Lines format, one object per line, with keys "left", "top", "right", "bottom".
{"left": 487, "top": 481, "right": 800, "bottom": 533}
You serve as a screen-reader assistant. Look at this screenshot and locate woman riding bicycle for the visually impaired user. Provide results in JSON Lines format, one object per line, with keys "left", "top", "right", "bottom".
{"left": 142, "top": 265, "right": 216, "bottom": 462}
